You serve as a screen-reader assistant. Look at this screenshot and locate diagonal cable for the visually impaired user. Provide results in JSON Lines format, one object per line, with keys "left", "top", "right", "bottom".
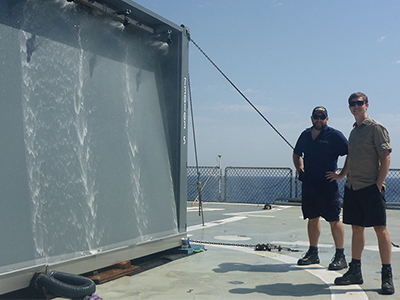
{"left": 190, "top": 38, "right": 294, "bottom": 150}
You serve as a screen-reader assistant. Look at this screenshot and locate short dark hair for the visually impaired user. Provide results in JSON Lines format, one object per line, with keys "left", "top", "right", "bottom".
{"left": 348, "top": 92, "right": 368, "bottom": 104}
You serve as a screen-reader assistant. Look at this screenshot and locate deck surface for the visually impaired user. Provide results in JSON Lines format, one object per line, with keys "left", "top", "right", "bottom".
{"left": 91, "top": 202, "right": 400, "bottom": 299}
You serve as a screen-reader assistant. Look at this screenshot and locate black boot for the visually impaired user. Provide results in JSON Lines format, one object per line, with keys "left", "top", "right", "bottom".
{"left": 328, "top": 253, "right": 348, "bottom": 271}
{"left": 334, "top": 261, "right": 363, "bottom": 285}
{"left": 297, "top": 249, "right": 319, "bottom": 265}
{"left": 381, "top": 266, "right": 395, "bottom": 295}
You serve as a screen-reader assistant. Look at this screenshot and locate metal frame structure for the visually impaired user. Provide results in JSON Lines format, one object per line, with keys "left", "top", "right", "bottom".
{"left": 0, "top": 0, "right": 189, "bottom": 294}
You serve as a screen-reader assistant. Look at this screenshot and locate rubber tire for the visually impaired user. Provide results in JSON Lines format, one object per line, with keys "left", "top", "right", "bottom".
{"left": 36, "top": 271, "right": 95, "bottom": 299}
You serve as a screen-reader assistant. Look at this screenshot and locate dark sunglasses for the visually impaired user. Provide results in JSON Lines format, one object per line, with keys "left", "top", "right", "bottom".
{"left": 349, "top": 100, "right": 366, "bottom": 107}
{"left": 312, "top": 114, "right": 327, "bottom": 120}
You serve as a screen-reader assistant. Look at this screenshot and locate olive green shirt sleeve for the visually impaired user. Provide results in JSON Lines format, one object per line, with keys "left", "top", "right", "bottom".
{"left": 374, "top": 123, "right": 392, "bottom": 156}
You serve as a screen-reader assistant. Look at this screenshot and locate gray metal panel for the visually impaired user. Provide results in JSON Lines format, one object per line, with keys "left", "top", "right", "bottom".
{"left": 0, "top": 0, "right": 188, "bottom": 293}
{"left": 179, "top": 27, "right": 190, "bottom": 232}
{"left": 0, "top": 21, "right": 36, "bottom": 270}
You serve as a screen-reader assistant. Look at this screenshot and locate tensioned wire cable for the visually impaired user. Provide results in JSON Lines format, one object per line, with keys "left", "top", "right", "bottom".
{"left": 189, "top": 38, "right": 294, "bottom": 151}
{"left": 186, "top": 33, "right": 292, "bottom": 228}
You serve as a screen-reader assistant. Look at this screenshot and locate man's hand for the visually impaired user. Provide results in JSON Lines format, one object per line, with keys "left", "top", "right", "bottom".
{"left": 325, "top": 171, "right": 345, "bottom": 182}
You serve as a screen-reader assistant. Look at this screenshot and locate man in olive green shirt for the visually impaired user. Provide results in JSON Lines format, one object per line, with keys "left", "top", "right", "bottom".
{"left": 333, "top": 92, "right": 394, "bottom": 295}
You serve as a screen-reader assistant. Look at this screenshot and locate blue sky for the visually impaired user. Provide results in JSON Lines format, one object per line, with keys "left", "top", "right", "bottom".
{"left": 134, "top": 0, "right": 400, "bottom": 169}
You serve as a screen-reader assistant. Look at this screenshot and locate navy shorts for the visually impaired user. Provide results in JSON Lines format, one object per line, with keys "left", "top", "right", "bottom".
{"left": 343, "top": 184, "right": 387, "bottom": 227}
{"left": 301, "top": 181, "right": 341, "bottom": 222}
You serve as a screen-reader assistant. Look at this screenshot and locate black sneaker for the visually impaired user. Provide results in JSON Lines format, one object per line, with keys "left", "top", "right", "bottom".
{"left": 334, "top": 262, "right": 363, "bottom": 285}
{"left": 381, "top": 267, "right": 395, "bottom": 295}
{"left": 297, "top": 250, "right": 320, "bottom": 265}
{"left": 328, "top": 253, "right": 348, "bottom": 271}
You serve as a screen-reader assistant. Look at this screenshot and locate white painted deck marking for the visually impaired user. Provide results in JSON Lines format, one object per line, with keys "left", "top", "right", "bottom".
{"left": 189, "top": 213, "right": 369, "bottom": 299}
{"left": 215, "top": 235, "right": 252, "bottom": 241}
{"left": 273, "top": 240, "right": 334, "bottom": 248}
{"left": 275, "top": 254, "right": 368, "bottom": 300}
{"left": 187, "top": 216, "right": 248, "bottom": 232}
{"left": 187, "top": 207, "right": 225, "bottom": 212}
{"left": 224, "top": 206, "right": 287, "bottom": 216}
{"left": 364, "top": 244, "right": 400, "bottom": 252}
{"left": 211, "top": 245, "right": 368, "bottom": 300}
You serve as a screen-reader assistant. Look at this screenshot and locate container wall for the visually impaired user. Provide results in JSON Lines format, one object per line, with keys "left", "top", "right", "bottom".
{"left": 0, "top": 0, "right": 187, "bottom": 281}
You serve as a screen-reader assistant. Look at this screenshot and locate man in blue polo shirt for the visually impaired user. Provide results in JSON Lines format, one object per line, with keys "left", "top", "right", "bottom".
{"left": 293, "top": 106, "right": 348, "bottom": 270}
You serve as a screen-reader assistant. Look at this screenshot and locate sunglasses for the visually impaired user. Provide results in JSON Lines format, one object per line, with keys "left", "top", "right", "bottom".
{"left": 349, "top": 100, "right": 366, "bottom": 107}
{"left": 312, "top": 114, "right": 327, "bottom": 120}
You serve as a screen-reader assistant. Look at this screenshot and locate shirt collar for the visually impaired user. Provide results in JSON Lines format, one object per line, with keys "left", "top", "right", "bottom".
{"left": 308, "top": 125, "right": 330, "bottom": 134}
{"left": 353, "top": 116, "right": 372, "bottom": 128}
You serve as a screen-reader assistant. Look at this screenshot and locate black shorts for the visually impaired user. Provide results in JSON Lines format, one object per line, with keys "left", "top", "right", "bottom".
{"left": 343, "top": 184, "right": 387, "bottom": 227}
{"left": 301, "top": 181, "right": 341, "bottom": 222}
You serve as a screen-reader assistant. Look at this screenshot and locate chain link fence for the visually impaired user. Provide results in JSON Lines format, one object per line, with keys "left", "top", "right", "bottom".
{"left": 187, "top": 166, "right": 399, "bottom": 208}
{"left": 224, "top": 167, "right": 292, "bottom": 204}
{"left": 294, "top": 168, "right": 400, "bottom": 208}
{"left": 187, "top": 166, "right": 222, "bottom": 204}
{"left": 386, "top": 169, "right": 400, "bottom": 208}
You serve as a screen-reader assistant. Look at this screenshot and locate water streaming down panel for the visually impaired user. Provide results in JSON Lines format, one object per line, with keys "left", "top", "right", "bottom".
{"left": 0, "top": 0, "right": 187, "bottom": 288}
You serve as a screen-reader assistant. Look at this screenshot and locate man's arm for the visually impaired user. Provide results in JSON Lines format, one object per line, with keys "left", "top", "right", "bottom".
{"left": 376, "top": 151, "right": 391, "bottom": 191}
{"left": 293, "top": 153, "right": 304, "bottom": 174}
{"left": 326, "top": 156, "right": 348, "bottom": 182}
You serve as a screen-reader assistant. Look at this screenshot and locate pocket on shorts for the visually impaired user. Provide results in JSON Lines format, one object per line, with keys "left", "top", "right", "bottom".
{"left": 369, "top": 184, "right": 386, "bottom": 200}
{"left": 380, "top": 186, "right": 386, "bottom": 201}
{"left": 369, "top": 184, "right": 387, "bottom": 208}
{"left": 298, "top": 170, "right": 307, "bottom": 182}
{"left": 359, "top": 184, "right": 380, "bottom": 199}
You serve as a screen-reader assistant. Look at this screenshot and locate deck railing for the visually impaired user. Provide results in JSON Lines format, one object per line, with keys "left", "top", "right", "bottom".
{"left": 187, "top": 166, "right": 400, "bottom": 208}
{"left": 224, "top": 167, "right": 292, "bottom": 204}
{"left": 187, "top": 166, "right": 222, "bottom": 205}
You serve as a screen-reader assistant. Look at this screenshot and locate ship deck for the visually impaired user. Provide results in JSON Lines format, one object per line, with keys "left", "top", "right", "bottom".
{"left": 92, "top": 202, "right": 399, "bottom": 299}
